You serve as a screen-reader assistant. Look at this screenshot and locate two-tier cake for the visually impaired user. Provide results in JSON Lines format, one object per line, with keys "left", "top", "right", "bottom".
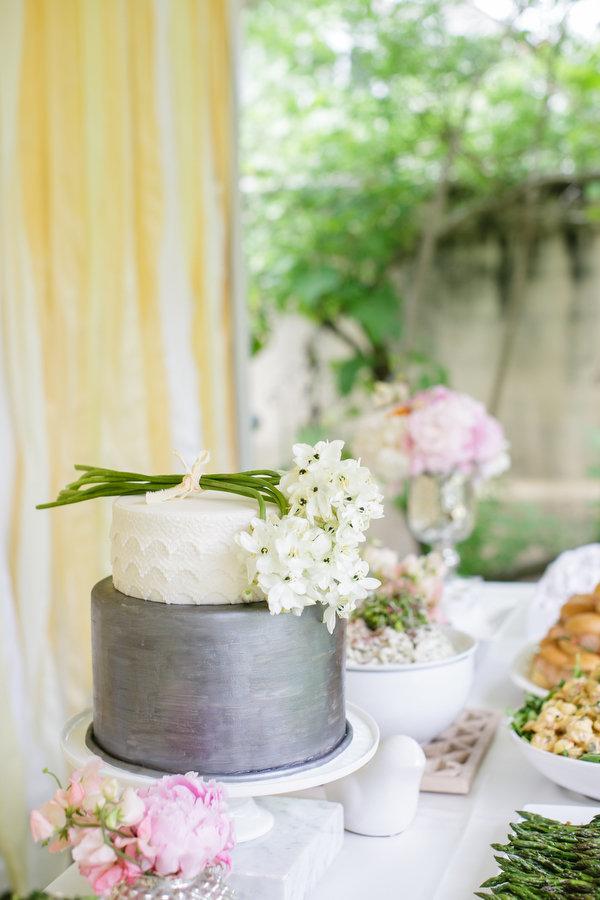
{"left": 40, "top": 440, "right": 383, "bottom": 780}
{"left": 92, "top": 493, "right": 347, "bottom": 777}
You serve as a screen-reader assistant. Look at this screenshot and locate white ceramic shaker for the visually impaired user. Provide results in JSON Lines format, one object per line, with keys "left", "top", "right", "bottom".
{"left": 325, "top": 735, "right": 426, "bottom": 836}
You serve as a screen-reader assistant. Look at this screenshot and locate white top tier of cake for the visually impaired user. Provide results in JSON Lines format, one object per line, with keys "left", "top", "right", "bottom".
{"left": 110, "top": 493, "right": 258, "bottom": 604}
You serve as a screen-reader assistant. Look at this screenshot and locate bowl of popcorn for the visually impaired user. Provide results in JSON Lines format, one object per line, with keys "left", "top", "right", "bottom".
{"left": 510, "top": 670, "right": 600, "bottom": 800}
{"left": 345, "top": 547, "right": 477, "bottom": 744}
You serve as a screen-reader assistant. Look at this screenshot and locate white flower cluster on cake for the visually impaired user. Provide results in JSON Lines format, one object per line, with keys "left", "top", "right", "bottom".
{"left": 236, "top": 440, "right": 384, "bottom": 631}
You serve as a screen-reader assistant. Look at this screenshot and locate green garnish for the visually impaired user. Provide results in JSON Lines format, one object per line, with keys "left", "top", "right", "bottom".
{"left": 579, "top": 752, "right": 600, "bottom": 763}
{"left": 510, "top": 691, "right": 552, "bottom": 742}
{"left": 354, "top": 592, "right": 428, "bottom": 633}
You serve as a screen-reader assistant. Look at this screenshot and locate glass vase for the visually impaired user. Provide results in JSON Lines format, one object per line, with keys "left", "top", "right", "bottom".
{"left": 110, "top": 871, "right": 235, "bottom": 900}
{"left": 406, "top": 471, "right": 476, "bottom": 576}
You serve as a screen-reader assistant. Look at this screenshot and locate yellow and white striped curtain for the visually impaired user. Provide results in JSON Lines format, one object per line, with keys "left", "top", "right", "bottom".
{"left": 0, "top": 0, "right": 242, "bottom": 888}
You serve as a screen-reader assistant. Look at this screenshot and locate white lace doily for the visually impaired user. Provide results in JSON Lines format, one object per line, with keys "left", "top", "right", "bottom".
{"left": 526, "top": 544, "right": 600, "bottom": 641}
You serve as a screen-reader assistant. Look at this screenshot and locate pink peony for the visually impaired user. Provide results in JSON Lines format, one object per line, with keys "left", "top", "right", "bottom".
{"left": 406, "top": 386, "right": 509, "bottom": 477}
{"left": 137, "top": 774, "right": 235, "bottom": 878}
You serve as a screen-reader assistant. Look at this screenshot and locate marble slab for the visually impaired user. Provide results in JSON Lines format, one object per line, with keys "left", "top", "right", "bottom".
{"left": 45, "top": 797, "right": 344, "bottom": 900}
{"left": 230, "top": 797, "right": 344, "bottom": 900}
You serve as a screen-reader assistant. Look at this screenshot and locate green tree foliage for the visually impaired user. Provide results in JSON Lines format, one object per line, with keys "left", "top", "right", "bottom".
{"left": 242, "top": 0, "right": 600, "bottom": 394}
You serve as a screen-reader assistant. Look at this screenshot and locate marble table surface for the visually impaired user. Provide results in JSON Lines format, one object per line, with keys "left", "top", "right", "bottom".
{"left": 47, "top": 581, "right": 599, "bottom": 899}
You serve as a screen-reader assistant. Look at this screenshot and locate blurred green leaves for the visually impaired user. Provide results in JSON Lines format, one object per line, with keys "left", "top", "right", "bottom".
{"left": 334, "top": 354, "right": 371, "bottom": 395}
{"left": 243, "top": 0, "right": 600, "bottom": 391}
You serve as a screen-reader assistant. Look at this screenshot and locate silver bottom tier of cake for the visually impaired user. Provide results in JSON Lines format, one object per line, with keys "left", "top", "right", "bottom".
{"left": 92, "top": 577, "right": 347, "bottom": 777}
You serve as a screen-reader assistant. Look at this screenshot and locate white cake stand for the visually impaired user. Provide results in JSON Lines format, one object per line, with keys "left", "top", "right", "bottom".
{"left": 61, "top": 703, "right": 379, "bottom": 843}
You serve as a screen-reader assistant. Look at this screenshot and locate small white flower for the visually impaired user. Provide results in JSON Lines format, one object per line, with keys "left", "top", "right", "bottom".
{"left": 259, "top": 571, "right": 309, "bottom": 615}
{"left": 291, "top": 439, "right": 345, "bottom": 471}
{"left": 101, "top": 778, "right": 121, "bottom": 803}
{"left": 334, "top": 459, "right": 384, "bottom": 526}
{"left": 334, "top": 556, "right": 380, "bottom": 604}
{"left": 323, "top": 605, "right": 338, "bottom": 634}
{"left": 117, "top": 787, "right": 145, "bottom": 826}
{"left": 333, "top": 522, "right": 364, "bottom": 550}
{"left": 283, "top": 467, "right": 343, "bottom": 522}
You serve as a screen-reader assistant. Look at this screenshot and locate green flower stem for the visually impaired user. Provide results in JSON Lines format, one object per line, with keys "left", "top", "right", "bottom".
{"left": 200, "top": 477, "right": 267, "bottom": 519}
{"left": 37, "top": 464, "right": 288, "bottom": 518}
{"left": 214, "top": 468, "right": 281, "bottom": 480}
{"left": 69, "top": 467, "right": 148, "bottom": 483}
{"left": 207, "top": 474, "right": 288, "bottom": 515}
{"left": 42, "top": 767, "right": 63, "bottom": 790}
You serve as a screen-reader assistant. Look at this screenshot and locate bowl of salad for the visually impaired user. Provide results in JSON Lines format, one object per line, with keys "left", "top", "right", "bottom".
{"left": 510, "top": 670, "right": 600, "bottom": 800}
{"left": 345, "top": 548, "right": 477, "bottom": 743}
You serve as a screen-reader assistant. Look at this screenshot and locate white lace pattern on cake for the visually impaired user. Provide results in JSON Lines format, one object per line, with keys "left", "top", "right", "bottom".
{"left": 110, "top": 495, "right": 258, "bottom": 604}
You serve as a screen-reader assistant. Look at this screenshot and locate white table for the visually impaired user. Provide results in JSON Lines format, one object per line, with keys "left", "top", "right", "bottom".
{"left": 47, "top": 582, "right": 599, "bottom": 899}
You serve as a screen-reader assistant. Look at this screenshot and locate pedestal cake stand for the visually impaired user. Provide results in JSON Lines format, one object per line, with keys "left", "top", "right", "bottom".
{"left": 61, "top": 703, "right": 380, "bottom": 843}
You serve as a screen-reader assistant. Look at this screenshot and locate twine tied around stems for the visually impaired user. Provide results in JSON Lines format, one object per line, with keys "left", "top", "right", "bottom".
{"left": 146, "top": 450, "right": 210, "bottom": 504}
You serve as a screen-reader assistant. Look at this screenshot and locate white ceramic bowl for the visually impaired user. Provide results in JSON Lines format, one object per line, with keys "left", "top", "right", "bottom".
{"left": 510, "top": 729, "right": 600, "bottom": 800}
{"left": 345, "top": 627, "right": 477, "bottom": 744}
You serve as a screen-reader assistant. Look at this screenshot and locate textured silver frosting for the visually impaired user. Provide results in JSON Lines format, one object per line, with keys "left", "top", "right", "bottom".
{"left": 91, "top": 578, "right": 347, "bottom": 776}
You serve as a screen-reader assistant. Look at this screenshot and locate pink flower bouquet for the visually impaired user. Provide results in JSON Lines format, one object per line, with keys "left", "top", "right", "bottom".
{"left": 355, "top": 383, "right": 509, "bottom": 484}
{"left": 404, "top": 385, "right": 509, "bottom": 479}
{"left": 30, "top": 761, "right": 235, "bottom": 895}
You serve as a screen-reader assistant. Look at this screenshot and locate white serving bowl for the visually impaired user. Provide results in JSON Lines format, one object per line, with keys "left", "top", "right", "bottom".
{"left": 346, "top": 627, "right": 477, "bottom": 744}
{"left": 510, "top": 729, "right": 600, "bottom": 800}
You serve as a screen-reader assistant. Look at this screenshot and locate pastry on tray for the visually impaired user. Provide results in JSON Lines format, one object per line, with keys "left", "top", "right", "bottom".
{"left": 530, "top": 583, "right": 600, "bottom": 691}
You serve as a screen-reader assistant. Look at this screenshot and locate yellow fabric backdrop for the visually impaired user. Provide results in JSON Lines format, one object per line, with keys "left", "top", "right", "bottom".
{"left": 0, "top": 0, "right": 240, "bottom": 888}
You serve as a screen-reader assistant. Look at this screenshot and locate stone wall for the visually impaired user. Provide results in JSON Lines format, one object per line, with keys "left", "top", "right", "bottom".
{"left": 250, "top": 228, "right": 600, "bottom": 482}
{"left": 421, "top": 230, "right": 600, "bottom": 479}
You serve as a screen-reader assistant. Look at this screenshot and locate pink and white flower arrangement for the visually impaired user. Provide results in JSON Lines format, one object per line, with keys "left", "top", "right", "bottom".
{"left": 236, "top": 440, "right": 383, "bottom": 632}
{"left": 363, "top": 545, "right": 446, "bottom": 619}
{"left": 405, "top": 386, "right": 509, "bottom": 479}
{"left": 30, "top": 761, "right": 234, "bottom": 895}
{"left": 346, "top": 547, "right": 453, "bottom": 665}
{"left": 354, "top": 384, "right": 509, "bottom": 484}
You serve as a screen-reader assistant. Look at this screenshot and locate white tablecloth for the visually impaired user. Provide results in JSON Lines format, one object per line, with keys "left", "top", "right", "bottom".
{"left": 47, "top": 582, "right": 599, "bottom": 899}
{"left": 312, "top": 581, "right": 598, "bottom": 899}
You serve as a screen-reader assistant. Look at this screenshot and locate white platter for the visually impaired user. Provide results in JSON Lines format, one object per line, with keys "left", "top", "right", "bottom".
{"left": 522, "top": 803, "right": 600, "bottom": 823}
{"left": 61, "top": 703, "right": 379, "bottom": 842}
{"left": 510, "top": 642, "right": 547, "bottom": 697}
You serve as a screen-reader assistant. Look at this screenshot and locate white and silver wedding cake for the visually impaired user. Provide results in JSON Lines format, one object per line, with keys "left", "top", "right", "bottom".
{"left": 91, "top": 492, "right": 348, "bottom": 777}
